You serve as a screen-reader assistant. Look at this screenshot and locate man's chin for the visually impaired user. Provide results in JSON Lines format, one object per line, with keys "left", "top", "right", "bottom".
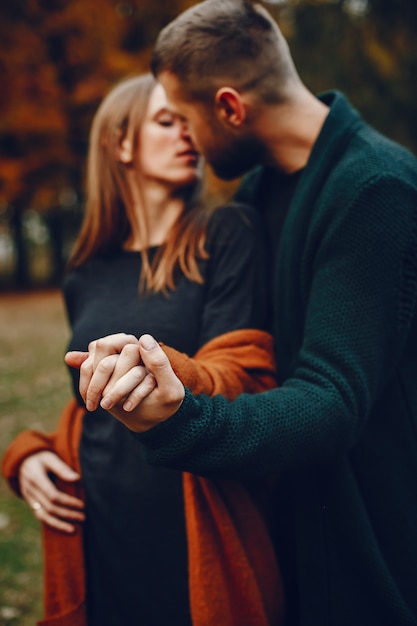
{"left": 210, "top": 160, "right": 252, "bottom": 181}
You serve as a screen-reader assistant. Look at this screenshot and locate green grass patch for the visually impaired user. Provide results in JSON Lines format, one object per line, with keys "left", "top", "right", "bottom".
{"left": 0, "top": 290, "right": 71, "bottom": 625}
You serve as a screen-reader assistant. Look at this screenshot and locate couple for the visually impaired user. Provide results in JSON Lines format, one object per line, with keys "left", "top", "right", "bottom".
{"left": 5, "top": 1, "right": 417, "bottom": 625}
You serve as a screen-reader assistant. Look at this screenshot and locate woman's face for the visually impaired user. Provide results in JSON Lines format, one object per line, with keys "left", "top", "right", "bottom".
{"left": 137, "top": 83, "right": 201, "bottom": 188}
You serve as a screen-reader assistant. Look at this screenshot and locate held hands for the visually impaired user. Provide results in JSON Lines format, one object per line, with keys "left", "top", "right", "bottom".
{"left": 65, "top": 333, "right": 185, "bottom": 433}
{"left": 19, "top": 451, "right": 85, "bottom": 533}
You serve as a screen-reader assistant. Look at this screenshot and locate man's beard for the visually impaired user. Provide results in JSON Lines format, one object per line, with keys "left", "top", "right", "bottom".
{"left": 207, "top": 134, "right": 265, "bottom": 181}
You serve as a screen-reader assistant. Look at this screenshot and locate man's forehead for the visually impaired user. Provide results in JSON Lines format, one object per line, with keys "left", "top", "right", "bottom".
{"left": 157, "top": 80, "right": 189, "bottom": 116}
{"left": 158, "top": 71, "right": 211, "bottom": 123}
{"left": 162, "top": 97, "right": 188, "bottom": 123}
{"left": 158, "top": 71, "right": 181, "bottom": 95}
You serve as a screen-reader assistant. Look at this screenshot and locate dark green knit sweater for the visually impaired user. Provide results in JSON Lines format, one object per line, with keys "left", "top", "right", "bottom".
{"left": 137, "top": 92, "right": 417, "bottom": 625}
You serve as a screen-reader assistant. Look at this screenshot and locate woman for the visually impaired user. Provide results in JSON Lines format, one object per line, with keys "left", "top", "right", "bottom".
{"left": 2, "top": 75, "right": 282, "bottom": 626}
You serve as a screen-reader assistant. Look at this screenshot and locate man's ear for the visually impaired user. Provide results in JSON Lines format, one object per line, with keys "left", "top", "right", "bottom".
{"left": 116, "top": 135, "right": 133, "bottom": 164}
{"left": 214, "top": 87, "right": 246, "bottom": 128}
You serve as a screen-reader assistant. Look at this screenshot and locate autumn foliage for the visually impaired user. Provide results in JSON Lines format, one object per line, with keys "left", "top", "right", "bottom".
{"left": 0, "top": 0, "right": 416, "bottom": 287}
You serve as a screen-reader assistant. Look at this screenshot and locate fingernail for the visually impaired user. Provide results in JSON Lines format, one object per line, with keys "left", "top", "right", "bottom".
{"left": 124, "top": 401, "right": 132, "bottom": 412}
{"left": 101, "top": 397, "right": 111, "bottom": 409}
{"left": 140, "top": 334, "right": 158, "bottom": 350}
{"left": 86, "top": 400, "right": 94, "bottom": 411}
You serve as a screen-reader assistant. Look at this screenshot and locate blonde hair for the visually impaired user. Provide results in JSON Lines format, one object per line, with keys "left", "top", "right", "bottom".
{"left": 68, "top": 73, "right": 210, "bottom": 293}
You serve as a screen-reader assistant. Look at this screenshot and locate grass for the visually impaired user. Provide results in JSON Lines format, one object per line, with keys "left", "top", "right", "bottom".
{"left": 0, "top": 290, "right": 71, "bottom": 626}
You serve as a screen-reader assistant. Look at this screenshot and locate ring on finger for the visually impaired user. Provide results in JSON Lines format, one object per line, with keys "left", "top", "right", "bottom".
{"left": 31, "top": 501, "right": 42, "bottom": 511}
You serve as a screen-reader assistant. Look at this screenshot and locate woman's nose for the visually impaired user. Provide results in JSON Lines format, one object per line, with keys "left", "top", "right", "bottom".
{"left": 179, "top": 120, "right": 192, "bottom": 142}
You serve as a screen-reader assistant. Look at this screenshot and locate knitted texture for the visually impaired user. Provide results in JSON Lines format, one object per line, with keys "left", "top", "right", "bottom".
{"left": 137, "top": 92, "right": 417, "bottom": 626}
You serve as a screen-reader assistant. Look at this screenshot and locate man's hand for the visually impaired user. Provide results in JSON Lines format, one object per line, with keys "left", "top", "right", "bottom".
{"left": 100, "top": 334, "right": 185, "bottom": 432}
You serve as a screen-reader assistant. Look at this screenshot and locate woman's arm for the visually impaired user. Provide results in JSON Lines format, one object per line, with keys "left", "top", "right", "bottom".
{"left": 162, "top": 328, "right": 276, "bottom": 397}
{"left": 2, "top": 429, "right": 58, "bottom": 496}
{"left": 2, "top": 404, "right": 85, "bottom": 531}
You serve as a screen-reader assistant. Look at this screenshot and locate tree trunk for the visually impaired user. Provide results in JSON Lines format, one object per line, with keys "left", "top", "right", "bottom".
{"left": 10, "top": 200, "right": 30, "bottom": 290}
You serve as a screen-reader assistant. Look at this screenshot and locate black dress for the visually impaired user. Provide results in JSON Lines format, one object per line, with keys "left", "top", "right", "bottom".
{"left": 63, "top": 204, "right": 269, "bottom": 626}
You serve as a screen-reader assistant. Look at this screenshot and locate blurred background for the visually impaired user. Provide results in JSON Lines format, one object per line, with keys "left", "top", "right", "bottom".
{"left": 0, "top": 0, "right": 416, "bottom": 292}
{"left": 0, "top": 0, "right": 416, "bottom": 623}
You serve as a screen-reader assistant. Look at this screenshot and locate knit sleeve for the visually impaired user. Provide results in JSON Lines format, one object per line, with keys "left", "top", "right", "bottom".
{"left": 136, "top": 176, "right": 417, "bottom": 478}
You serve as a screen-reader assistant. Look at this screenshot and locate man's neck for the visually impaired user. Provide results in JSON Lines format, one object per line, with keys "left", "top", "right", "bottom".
{"left": 253, "top": 87, "right": 330, "bottom": 174}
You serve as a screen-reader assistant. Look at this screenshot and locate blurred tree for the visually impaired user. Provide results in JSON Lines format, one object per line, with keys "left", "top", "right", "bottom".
{"left": 269, "top": 0, "right": 417, "bottom": 151}
{"left": 0, "top": 0, "right": 189, "bottom": 288}
{"left": 363, "top": 0, "right": 417, "bottom": 149}
{"left": 0, "top": 0, "right": 415, "bottom": 289}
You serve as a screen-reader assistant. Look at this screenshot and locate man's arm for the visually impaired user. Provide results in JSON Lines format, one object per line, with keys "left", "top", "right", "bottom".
{"left": 106, "top": 178, "right": 417, "bottom": 479}
{"left": 65, "top": 328, "right": 277, "bottom": 432}
{"left": 68, "top": 178, "right": 417, "bottom": 480}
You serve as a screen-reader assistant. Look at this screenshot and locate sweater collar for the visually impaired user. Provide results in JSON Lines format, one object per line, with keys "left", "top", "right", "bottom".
{"left": 288, "top": 91, "right": 364, "bottom": 209}
{"left": 267, "top": 91, "right": 362, "bottom": 179}
{"left": 309, "top": 90, "right": 364, "bottom": 171}
{"left": 236, "top": 91, "right": 364, "bottom": 216}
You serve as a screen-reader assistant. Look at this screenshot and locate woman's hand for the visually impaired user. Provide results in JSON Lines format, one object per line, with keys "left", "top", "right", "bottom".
{"left": 19, "top": 451, "right": 85, "bottom": 534}
{"left": 65, "top": 333, "right": 142, "bottom": 411}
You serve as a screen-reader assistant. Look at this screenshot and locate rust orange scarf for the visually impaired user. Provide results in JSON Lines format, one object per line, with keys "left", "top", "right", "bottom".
{"left": 2, "top": 329, "right": 284, "bottom": 626}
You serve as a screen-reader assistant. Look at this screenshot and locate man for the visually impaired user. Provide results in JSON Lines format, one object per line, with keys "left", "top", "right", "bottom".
{"left": 67, "top": 1, "right": 417, "bottom": 624}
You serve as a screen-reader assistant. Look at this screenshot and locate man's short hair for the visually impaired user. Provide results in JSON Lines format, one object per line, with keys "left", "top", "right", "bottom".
{"left": 151, "top": 0, "right": 300, "bottom": 104}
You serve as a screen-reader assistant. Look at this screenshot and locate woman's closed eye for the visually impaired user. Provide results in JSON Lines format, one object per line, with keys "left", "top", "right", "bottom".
{"left": 155, "top": 112, "right": 175, "bottom": 127}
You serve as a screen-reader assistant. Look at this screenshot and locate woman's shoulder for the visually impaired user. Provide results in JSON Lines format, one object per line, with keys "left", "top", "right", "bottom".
{"left": 63, "top": 256, "right": 99, "bottom": 287}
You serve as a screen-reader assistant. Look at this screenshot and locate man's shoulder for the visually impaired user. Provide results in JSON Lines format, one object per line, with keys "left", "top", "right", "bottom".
{"left": 327, "top": 128, "right": 417, "bottom": 206}
{"left": 321, "top": 91, "right": 417, "bottom": 186}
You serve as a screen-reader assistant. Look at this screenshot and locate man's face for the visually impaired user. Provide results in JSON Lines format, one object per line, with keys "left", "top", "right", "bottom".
{"left": 158, "top": 71, "right": 263, "bottom": 180}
